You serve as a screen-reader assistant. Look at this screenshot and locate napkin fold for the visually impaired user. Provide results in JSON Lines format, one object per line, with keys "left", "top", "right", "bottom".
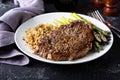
{"left": 0, "top": 0, "right": 44, "bottom": 66}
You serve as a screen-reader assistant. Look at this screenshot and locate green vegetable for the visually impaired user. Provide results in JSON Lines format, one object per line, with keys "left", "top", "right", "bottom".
{"left": 95, "top": 41, "right": 102, "bottom": 50}
{"left": 93, "top": 31, "right": 102, "bottom": 42}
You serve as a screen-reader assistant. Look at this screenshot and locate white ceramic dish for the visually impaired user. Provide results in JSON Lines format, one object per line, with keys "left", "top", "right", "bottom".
{"left": 15, "top": 12, "right": 113, "bottom": 64}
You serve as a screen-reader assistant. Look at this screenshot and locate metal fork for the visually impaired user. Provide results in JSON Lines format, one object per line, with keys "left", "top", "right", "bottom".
{"left": 88, "top": 10, "right": 120, "bottom": 38}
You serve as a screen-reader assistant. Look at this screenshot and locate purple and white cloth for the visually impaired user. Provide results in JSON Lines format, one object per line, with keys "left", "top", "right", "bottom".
{"left": 0, "top": 0, "right": 44, "bottom": 66}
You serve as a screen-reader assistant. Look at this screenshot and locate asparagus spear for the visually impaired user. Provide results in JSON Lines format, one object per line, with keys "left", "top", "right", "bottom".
{"left": 93, "top": 25, "right": 110, "bottom": 37}
{"left": 53, "top": 19, "right": 64, "bottom": 26}
{"left": 93, "top": 31, "right": 102, "bottom": 42}
{"left": 71, "top": 13, "right": 89, "bottom": 24}
{"left": 61, "top": 16, "right": 70, "bottom": 24}
{"left": 94, "top": 41, "right": 102, "bottom": 50}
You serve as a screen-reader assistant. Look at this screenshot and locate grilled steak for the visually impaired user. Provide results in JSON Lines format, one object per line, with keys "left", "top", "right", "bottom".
{"left": 34, "top": 20, "right": 94, "bottom": 61}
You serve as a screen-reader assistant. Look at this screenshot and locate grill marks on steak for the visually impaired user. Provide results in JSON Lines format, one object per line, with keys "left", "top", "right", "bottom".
{"left": 34, "top": 20, "right": 94, "bottom": 61}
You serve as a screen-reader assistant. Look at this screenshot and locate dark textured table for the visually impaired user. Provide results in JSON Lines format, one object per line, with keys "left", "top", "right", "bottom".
{"left": 0, "top": 0, "right": 120, "bottom": 80}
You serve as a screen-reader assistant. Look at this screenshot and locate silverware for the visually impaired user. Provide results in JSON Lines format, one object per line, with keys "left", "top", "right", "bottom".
{"left": 88, "top": 10, "right": 120, "bottom": 38}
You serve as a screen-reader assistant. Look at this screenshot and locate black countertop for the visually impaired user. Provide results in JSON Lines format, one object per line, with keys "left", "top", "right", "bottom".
{"left": 0, "top": 0, "right": 120, "bottom": 80}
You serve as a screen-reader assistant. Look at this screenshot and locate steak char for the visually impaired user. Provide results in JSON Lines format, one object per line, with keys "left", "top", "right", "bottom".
{"left": 34, "top": 20, "right": 94, "bottom": 61}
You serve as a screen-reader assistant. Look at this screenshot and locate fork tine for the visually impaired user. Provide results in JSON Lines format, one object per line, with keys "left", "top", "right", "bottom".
{"left": 88, "top": 11, "right": 103, "bottom": 22}
{"left": 94, "top": 11, "right": 104, "bottom": 22}
{"left": 95, "top": 10, "right": 105, "bottom": 22}
{"left": 93, "top": 11, "right": 103, "bottom": 22}
{"left": 91, "top": 12, "right": 102, "bottom": 21}
{"left": 91, "top": 12, "right": 97, "bottom": 19}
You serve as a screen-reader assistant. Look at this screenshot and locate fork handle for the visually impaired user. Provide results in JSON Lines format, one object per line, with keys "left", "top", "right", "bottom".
{"left": 111, "top": 29, "right": 120, "bottom": 38}
{"left": 104, "top": 21, "right": 120, "bottom": 33}
{"left": 104, "top": 21, "right": 120, "bottom": 38}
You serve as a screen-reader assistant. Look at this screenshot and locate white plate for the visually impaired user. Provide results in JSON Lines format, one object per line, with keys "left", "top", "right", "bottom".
{"left": 15, "top": 12, "right": 114, "bottom": 64}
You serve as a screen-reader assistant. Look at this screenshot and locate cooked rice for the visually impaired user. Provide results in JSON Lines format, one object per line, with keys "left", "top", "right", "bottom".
{"left": 23, "top": 24, "right": 57, "bottom": 51}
